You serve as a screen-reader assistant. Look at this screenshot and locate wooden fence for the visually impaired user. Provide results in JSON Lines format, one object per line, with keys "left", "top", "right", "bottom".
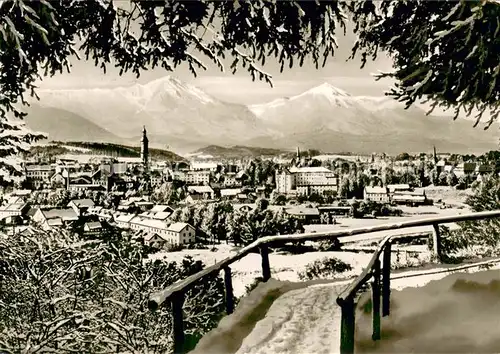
{"left": 148, "top": 210, "right": 500, "bottom": 354}
{"left": 335, "top": 209, "right": 500, "bottom": 354}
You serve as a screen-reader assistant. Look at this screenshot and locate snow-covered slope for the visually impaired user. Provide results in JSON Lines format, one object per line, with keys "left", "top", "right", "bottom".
{"left": 34, "top": 76, "right": 266, "bottom": 149}
{"left": 247, "top": 83, "right": 499, "bottom": 154}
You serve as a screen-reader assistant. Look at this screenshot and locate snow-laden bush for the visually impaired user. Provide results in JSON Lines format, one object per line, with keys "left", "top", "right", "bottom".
{"left": 0, "top": 228, "right": 228, "bottom": 353}
{"left": 298, "top": 257, "right": 353, "bottom": 281}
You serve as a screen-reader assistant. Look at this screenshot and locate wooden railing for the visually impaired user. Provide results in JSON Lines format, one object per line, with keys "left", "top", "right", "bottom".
{"left": 148, "top": 210, "right": 500, "bottom": 354}
{"left": 335, "top": 209, "right": 500, "bottom": 354}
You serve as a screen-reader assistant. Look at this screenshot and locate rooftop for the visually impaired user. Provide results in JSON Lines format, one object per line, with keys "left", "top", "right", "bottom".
{"left": 289, "top": 167, "right": 333, "bottom": 173}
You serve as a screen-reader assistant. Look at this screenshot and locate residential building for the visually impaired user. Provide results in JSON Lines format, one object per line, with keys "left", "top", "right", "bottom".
{"left": 220, "top": 188, "right": 242, "bottom": 200}
{"left": 387, "top": 184, "right": 411, "bottom": 195}
{"left": 392, "top": 189, "right": 427, "bottom": 206}
{"left": 191, "top": 162, "right": 218, "bottom": 172}
{"left": 223, "top": 173, "right": 242, "bottom": 188}
{"left": 187, "top": 185, "right": 214, "bottom": 200}
{"left": 285, "top": 207, "right": 321, "bottom": 224}
{"left": 364, "top": 187, "right": 390, "bottom": 203}
{"left": 83, "top": 221, "right": 103, "bottom": 237}
{"left": 25, "top": 164, "right": 55, "bottom": 189}
{"left": 0, "top": 196, "right": 29, "bottom": 224}
{"left": 139, "top": 205, "right": 173, "bottom": 221}
{"left": 185, "top": 171, "right": 211, "bottom": 185}
{"left": 114, "top": 213, "right": 136, "bottom": 228}
{"left": 120, "top": 215, "right": 196, "bottom": 246}
{"left": 68, "top": 199, "right": 95, "bottom": 216}
{"left": 276, "top": 166, "right": 338, "bottom": 196}
{"left": 164, "top": 222, "right": 196, "bottom": 245}
{"left": 32, "top": 208, "right": 79, "bottom": 231}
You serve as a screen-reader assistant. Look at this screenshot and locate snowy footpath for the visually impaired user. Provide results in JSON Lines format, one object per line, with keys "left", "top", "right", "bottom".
{"left": 236, "top": 284, "right": 343, "bottom": 354}
{"left": 194, "top": 261, "right": 500, "bottom": 354}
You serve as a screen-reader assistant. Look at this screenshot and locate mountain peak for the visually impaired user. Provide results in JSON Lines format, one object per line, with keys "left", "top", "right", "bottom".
{"left": 303, "top": 83, "right": 350, "bottom": 98}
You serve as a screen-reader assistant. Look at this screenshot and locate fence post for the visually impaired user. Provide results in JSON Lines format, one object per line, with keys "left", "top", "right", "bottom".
{"left": 260, "top": 244, "right": 271, "bottom": 281}
{"left": 223, "top": 266, "right": 234, "bottom": 315}
{"left": 372, "top": 258, "right": 381, "bottom": 341}
{"left": 432, "top": 223, "right": 442, "bottom": 262}
{"left": 340, "top": 296, "right": 356, "bottom": 354}
{"left": 171, "top": 292, "right": 185, "bottom": 354}
{"left": 382, "top": 242, "right": 392, "bottom": 317}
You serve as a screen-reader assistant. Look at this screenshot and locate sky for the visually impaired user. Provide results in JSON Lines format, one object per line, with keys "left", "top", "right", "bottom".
{"left": 37, "top": 27, "right": 396, "bottom": 105}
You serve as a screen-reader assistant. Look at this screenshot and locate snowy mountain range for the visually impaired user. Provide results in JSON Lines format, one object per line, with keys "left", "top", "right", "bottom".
{"left": 25, "top": 76, "right": 499, "bottom": 154}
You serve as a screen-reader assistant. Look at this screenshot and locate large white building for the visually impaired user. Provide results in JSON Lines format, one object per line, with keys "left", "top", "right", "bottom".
{"left": 275, "top": 167, "right": 338, "bottom": 196}
{"left": 364, "top": 187, "right": 390, "bottom": 203}
{"left": 114, "top": 212, "right": 196, "bottom": 246}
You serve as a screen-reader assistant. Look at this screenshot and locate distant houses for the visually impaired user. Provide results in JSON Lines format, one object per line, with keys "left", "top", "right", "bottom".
{"left": 363, "top": 184, "right": 428, "bottom": 206}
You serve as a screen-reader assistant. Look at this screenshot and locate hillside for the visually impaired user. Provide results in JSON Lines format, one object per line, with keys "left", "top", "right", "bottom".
{"left": 23, "top": 103, "right": 121, "bottom": 143}
{"left": 191, "top": 145, "right": 291, "bottom": 159}
{"left": 33, "top": 141, "right": 185, "bottom": 161}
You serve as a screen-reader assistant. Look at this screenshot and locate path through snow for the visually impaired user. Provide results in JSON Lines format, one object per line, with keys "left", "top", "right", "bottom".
{"left": 232, "top": 263, "right": 500, "bottom": 354}
{"left": 236, "top": 284, "right": 343, "bottom": 354}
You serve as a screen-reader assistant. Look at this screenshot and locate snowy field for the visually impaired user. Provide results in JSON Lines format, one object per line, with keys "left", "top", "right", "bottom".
{"left": 149, "top": 246, "right": 374, "bottom": 298}
{"left": 149, "top": 205, "right": 465, "bottom": 297}
{"left": 195, "top": 262, "right": 500, "bottom": 354}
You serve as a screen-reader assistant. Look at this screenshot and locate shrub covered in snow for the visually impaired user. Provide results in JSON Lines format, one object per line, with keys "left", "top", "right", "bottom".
{"left": 298, "top": 257, "right": 353, "bottom": 281}
{"left": 0, "top": 228, "right": 228, "bottom": 353}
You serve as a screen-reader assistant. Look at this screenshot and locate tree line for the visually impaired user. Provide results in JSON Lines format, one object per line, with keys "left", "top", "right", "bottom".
{"left": 168, "top": 199, "right": 304, "bottom": 247}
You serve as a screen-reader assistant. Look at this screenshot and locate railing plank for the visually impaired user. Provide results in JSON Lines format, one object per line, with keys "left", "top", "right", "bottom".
{"left": 260, "top": 244, "right": 271, "bottom": 281}
{"left": 223, "top": 266, "right": 234, "bottom": 315}
{"left": 382, "top": 242, "right": 392, "bottom": 317}
{"left": 371, "top": 259, "right": 381, "bottom": 341}
{"left": 340, "top": 296, "right": 356, "bottom": 354}
{"left": 171, "top": 292, "right": 185, "bottom": 354}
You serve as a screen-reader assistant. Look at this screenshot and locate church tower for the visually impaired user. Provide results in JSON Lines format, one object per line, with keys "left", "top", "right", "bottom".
{"left": 141, "top": 125, "right": 149, "bottom": 171}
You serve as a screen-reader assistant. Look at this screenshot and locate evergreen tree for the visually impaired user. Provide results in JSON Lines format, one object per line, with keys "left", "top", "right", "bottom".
{"left": 1, "top": 1, "right": 500, "bottom": 178}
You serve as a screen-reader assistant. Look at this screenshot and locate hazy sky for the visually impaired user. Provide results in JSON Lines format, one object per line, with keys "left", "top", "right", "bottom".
{"left": 38, "top": 27, "right": 396, "bottom": 104}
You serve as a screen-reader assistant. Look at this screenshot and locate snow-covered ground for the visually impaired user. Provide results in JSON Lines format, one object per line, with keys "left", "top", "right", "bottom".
{"left": 356, "top": 266, "right": 500, "bottom": 353}
{"left": 195, "top": 262, "right": 500, "bottom": 354}
{"left": 149, "top": 246, "right": 374, "bottom": 298}
{"left": 150, "top": 206, "right": 465, "bottom": 297}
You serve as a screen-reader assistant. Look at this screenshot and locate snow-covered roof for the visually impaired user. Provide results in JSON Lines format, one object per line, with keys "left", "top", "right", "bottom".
{"left": 191, "top": 162, "right": 218, "bottom": 170}
{"left": 69, "top": 199, "right": 95, "bottom": 208}
{"left": 392, "top": 195, "right": 426, "bottom": 202}
{"left": 285, "top": 207, "right": 320, "bottom": 216}
{"left": 188, "top": 185, "right": 214, "bottom": 194}
{"left": 26, "top": 164, "right": 54, "bottom": 171}
{"left": 365, "top": 187, "right": 388, "bottom": 194}
{"left": 42, "top": 208, "right": 79, "bottom": 221}
{"left": 387, "top": 184, "right": 411, "bottom": 192}
{"left": 288, "top": 167, "right": 333, "bottom": 174}
{"left": 221, "top": 188, "right": 242, "bottom": 196}
{"left": 139, "top": 210, "right": 172, "bottom": 221}
{"left": 115, "top": 213, "right": 136, "bottom": 223}
{"left": 85, "top": 221, "right": 102, "bottom": 230}
{"left": 130, "top": 216, "right": 169, "bottom": 230}
{"left": 150, "top": 204, "right": 174, "bottom": 213}
{"left": 167, "top": 222, "right": 194, "bottom": 232}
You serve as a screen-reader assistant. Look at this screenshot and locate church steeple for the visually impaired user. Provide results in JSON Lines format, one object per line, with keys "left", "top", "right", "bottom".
{"left": 141, "top": 125, "right": 149, "bottom": 170}
{"left": 433, "top": 145, "right": 438, "bottom": 164}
